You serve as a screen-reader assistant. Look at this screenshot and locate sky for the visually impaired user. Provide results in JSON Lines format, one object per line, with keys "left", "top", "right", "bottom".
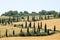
{"left": 0, "top": 0, "right": 60, "bottom": 15}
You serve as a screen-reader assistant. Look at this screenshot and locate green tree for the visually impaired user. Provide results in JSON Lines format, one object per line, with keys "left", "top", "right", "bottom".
{"left": 47, "top": 29, "right": 50, "bottom": 35}
{"left": 13, "top": 30, "right": 15, "bottom": 36}
{"left": 6, "top": 29, "right": 8, "bottom": 37}
{"left": 27, "top": 16, "right": 29, "bottom": 21}
{"left": 40, "top": 22, "right": 42, "bottom": 29}
{"left": 39, "top": 10, "right": 47, "bottom": 15}
{"left": 32, "top": 16, "right": 35, "bottom": 21}
{"left": 25, "top": 22, "right": 27, "bottom": 28}
{"left": 29, "top": 22, "right": 31, "bottom": 28}
{"left": 48, "top": 15, "right": 49, "bottom": 19}
{"left": 14, "top": 24, "right": 16, "bottom": 27}
{"left": 27, "top": 27, "right": 29, "bottom": 34}
{"left": 33, "top": 22, "right": 36, "bottom": 34}
{"left": 54, "top": 25, "right": 56, "bottom": 31}
{"left": 20, "top": 29, "right": 22, "bottom": 32}
{"left": 16, "top": 16, "right": 19, "bottom": 22}
{"left": 20, "top": 29, "right": 25, "bottom": 36}
{"left": 37, "top": 24, "right": 40, "bottom": 33}
{"left": 44, "top": 24, "right": 47, "bottom": 32}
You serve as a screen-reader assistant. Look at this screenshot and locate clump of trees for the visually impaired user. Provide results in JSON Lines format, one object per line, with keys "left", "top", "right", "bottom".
{"left": 1, "top": 10, "right": 60, "bottom": 18}
{"left": 0, "top": 23, "right": 57, "bottom": 38}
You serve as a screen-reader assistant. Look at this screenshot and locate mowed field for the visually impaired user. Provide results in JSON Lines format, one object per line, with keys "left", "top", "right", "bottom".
{"left": 0, "top": 18, "right": 60, "bottom": 40}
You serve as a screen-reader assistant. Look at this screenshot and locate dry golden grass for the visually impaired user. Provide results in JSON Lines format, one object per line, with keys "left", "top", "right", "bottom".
{"left": 0, "top": 18, "right": 60, "bottom": 40}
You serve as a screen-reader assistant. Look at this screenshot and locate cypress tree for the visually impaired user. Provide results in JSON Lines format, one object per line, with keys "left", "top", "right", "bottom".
{"left": 40, "top": 22, "right": 42, "bottom": 29}
{"left": 16, "top": 16, "right": 19, "bottom": 22}
{"left": 38, "top": 23, "right": 40, "bottom": 29}
{"left": 33, "top": 22, "right": 36, "bottom": 34}
{"left": 25, "top": 22, "right": 27, "bottom": 28}
{"left": 37, "top": 27, "right": 40, "bottom": 33}
{"left": 0, "top": 19, "right": 1, "bottom": 24}
{"left": 27, "top": 16, "right": 29, "bottom": 21}
{"left": 13, "top": 16, "right": 15, "bottom": 22}
{"left": 27, "top": 27, "right": 29, "bottom": 34}
{"left": 47, "top": 29, "right": 50, "bottom": 35}
{"left": 13, "top": 30, "right": 15, "bottom": 36}
{"left": 29, "top": 22, "right": 31, "bottom": 28}
{"left": 21, "top": 24, "right": 23, "bottom": 28}
{"left": 6, "top": 29, "right": 8, "bottom": 37}
{"left": 32, "top": 16, "right": 35, "bottom": 21}
{"left": 20, "top": 28, "right": 25, "bottom": 36}
{"left": 48, "top": 15, "right": 49, "bottom": 19}
{"left": 54, "top": 25, "right": 56, "bottom": 31}
{"left": 20, "top": 28, "right": 22, "bottom": 32}
{"left": 44, "top": 24, "right": 47, "bottom": 32}
{"left": 2, "top": 19, "right": 4, "bottom": 24}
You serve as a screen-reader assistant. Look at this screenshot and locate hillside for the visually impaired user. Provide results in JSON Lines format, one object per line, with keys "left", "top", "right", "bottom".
{"left": 0, "top": 18, "right": 60, "bottom": 40}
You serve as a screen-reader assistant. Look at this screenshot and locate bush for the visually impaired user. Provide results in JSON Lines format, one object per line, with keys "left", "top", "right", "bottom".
{"left": 19, "top": 29, "right": 25, "bottom": 36}
{"left": 40, "top": 32, "right": 48, "bottom": 36}
{"left": 19, "top": 32, "right": 25, "bottom": 36}
{"left": 14, "top": 24, "right": 16, "bottom": 27}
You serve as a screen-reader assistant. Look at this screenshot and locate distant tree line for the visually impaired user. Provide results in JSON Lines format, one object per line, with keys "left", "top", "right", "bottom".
{"left": 1, "top": 10, "right": 60, "bottom": 18}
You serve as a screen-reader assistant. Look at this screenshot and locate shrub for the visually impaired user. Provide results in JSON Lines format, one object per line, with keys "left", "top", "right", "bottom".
{"left": 40, "top": 32, "right": 48, "bottom": 36}
{"left": 19, "top": 32, "right": 25, "bottom": 36}
{"left": 14, "top": 24, "right": 16, "bottom": 27}
{"left": 19, "top": 29, "right": 25, "bottom": 36}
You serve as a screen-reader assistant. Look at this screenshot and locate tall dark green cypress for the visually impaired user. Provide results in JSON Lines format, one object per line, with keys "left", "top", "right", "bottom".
{"left": 20, "top": 29, "right": 22, "bottom": 32}
{"left": 13, "top": 16, "right": 15, "bottom": 22}
{"left": 25, "top": 22, "right": 27, "bottom": 28}
{"left": 6, "top": 29, "right": 8, "bottom": 37}
{"left": 40, "top": 22, "right": 42, "bottom": 29}
{"left": 37, "top": 23, "right": 40, "bottom": 33}
{"left": 54, "top": 25, "right": 56, "bottom": 31}
{"left": 38, "top": 23, "right": 40, "bottom": 29}
{"left": 13, "top": 30, "right": 15, "bottom": 36}
{"left": 16, "top": 16, "right": 19, "bottom": 22}
{"left": 29, "top": 22, "right": 31, "bottom": 28}
{"left": 27, "top": 16, "right": 29, "bottom": 21}
{"left": 37, "top": 27, "right": 40, "bottom": 33}
{"left": 44, "top": 24, "right": 47, "bottom": 32}
{"left": 27, "top": 27, "right": 29, "bottom": 34}
{"left": 48, "top": 15, "right": 49, "bottom": 19}
{"left": 47, "top": 29, "right": 50, "bottom": 35}
{"left": 32, "top": 16, "right": 35, "bottom": 21}
{"left": 33, "top": 22, "right": 36, "bottom": 34}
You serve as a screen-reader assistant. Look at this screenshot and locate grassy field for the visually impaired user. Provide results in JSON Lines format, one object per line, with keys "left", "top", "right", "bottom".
{"left": 0, "top": 18, "right": 60, "bottom": 40}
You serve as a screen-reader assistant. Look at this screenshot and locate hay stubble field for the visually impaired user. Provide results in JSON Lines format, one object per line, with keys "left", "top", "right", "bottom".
{"left": 0, "top": 18, "right": 60, "bottom": 40}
